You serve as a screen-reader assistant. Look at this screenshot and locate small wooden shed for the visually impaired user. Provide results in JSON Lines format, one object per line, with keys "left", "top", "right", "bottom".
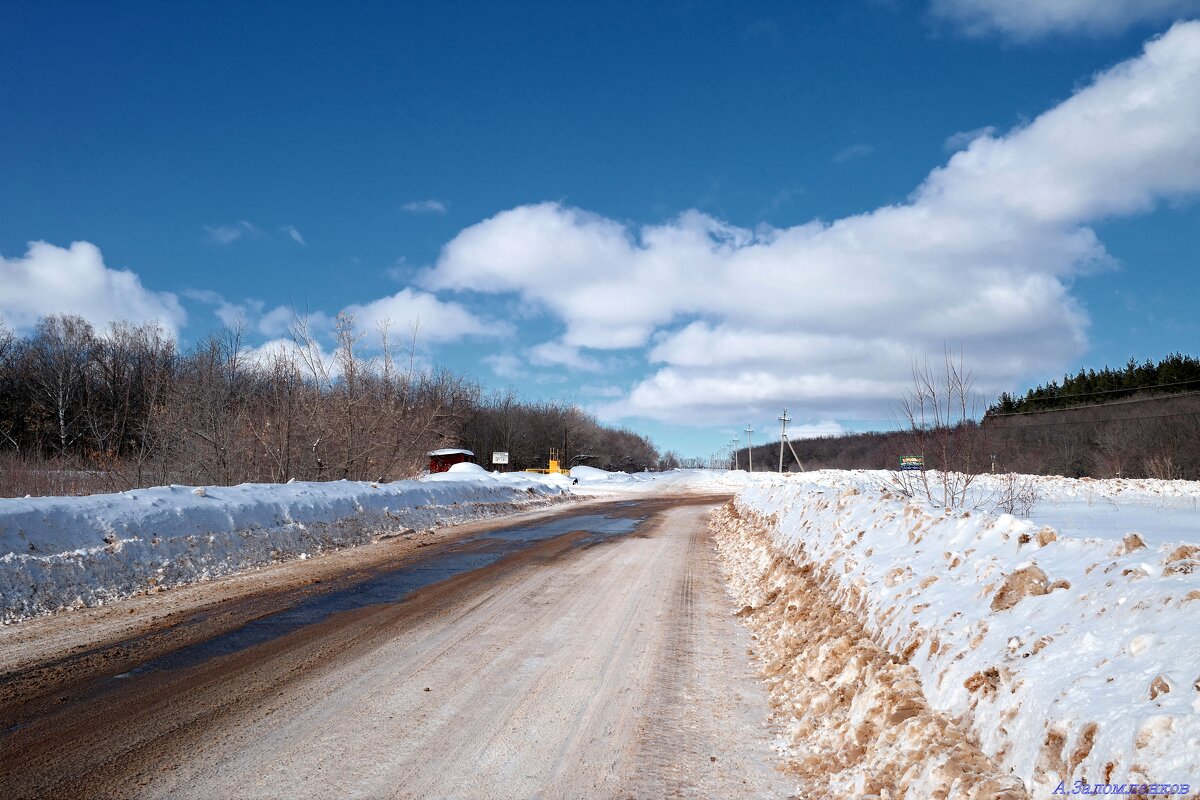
{"left": 427, "top": 448, "right": 475, "bottom": 473}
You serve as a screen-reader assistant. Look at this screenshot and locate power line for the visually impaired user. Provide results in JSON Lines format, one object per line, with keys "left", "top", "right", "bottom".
{"left": 995, "top": 376, "right": 1200, "bottom": 406}
{"left": 745, "top": 405, "right": 1200, "bottom": 438}
{"left": 987, "top": 389, "right": 1200, "bottom": 418}
{"left": 986, "top": 406, "right": 1200, "bottom": 430}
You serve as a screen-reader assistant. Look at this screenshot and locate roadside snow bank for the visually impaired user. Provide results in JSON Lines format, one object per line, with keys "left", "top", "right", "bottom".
{"left": 0, "top": 466, "right": 764, "bottom": 624}
{"left": 712, "top": 502, "right": 1027, "bottom": 800}
{"left": 729, "top": 473, "right": 1200, "bottom": 796}
{"left": 0, "top": 474, "right": 571, "bottom": 623}
{"left": 569, "top": 466, "right": 768, "bottom": 496}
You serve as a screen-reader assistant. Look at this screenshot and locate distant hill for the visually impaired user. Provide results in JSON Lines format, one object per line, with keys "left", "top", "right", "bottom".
{"left": 737, "top": 352, "right": 1200, "bottom": 480}
{"left": 987, "top": 353, "right": 1200, "bottom": 416}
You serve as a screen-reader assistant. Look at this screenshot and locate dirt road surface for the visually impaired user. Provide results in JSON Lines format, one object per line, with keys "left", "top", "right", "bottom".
{"left": 1, "top": 497, "right": 797, "bottom": 799}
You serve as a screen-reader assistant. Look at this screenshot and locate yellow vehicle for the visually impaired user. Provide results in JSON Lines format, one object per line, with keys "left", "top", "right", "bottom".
{"left": 525, "top": 448, "right": 569, "bottom": 475}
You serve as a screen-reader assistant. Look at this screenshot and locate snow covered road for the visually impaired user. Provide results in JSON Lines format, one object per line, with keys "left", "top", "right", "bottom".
{"left": 0, "top": 496, "right": 795, "bottom": 799}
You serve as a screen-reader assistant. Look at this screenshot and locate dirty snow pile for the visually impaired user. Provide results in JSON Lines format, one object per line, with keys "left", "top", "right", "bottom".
{"left": 0, "top": 469, "right": 572, "bottom": 623}
{"left": 729, "top": 471, "right": 1200, "bottom": 796}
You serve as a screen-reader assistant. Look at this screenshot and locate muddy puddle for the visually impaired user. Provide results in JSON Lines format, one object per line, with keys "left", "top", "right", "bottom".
{"left": 114, "top": 509, "right": 647, "bottom": 677}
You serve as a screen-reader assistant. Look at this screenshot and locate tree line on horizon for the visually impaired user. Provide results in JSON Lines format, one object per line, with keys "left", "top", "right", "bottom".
{"left": 987, "top": 352, "right": 1200, "bottom": 416}
{"left": 0, "top": 314, "right": 660, "bottom": 498}
{"left": 736, "top": 352, "right": 1200, "bottom": 482}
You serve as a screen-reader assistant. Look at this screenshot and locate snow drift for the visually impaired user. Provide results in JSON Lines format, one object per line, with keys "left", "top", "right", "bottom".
{"left": 721, "top": 471, "right": 1200, "bottom": 796}
{"left": 0, "top": 466, "right": 754, "bottom": 624}
{"left": 0, "top": 473, "right": 571, "bottom": 623}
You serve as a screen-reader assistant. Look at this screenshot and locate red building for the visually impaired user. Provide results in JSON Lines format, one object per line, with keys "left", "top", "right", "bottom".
{"left": 427, "top": 448, "right": 475, "bottom": 473}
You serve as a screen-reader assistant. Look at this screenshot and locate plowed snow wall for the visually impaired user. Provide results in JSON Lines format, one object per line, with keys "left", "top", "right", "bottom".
{"left": 0, "top": 477, "right": 569, "bottom": 623}
{"left": 734, "top": 479, "right": 1199, "bottom": 796}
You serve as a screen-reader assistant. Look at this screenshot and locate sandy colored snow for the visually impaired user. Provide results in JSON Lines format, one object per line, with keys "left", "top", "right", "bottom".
{"left": 712, "top": 501, "right": 1027, "bottom": 800}
{"left": 719, "top": 470, "right": 1200, "bottom": 797}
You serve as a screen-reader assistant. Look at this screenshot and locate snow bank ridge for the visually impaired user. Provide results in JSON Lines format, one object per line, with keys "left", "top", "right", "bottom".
{"left": 733, "top": 474, "right": 1200, "bottom": 796}
{"left": 0, "top": 473, "right": 571, "bottom": 623}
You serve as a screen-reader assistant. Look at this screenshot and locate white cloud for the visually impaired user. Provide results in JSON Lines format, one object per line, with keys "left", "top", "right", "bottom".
{"left": 931, "top": 0, "right": 1199, "bottom": 40}
{"left": 943, "top": 125, "right": 996, "bottom": 152}
{"left": 385, "top": 257, "right": 413, "bottom": 282}
{"left": 241, "top": 337, "right": 344, "bottom": 381}
{"left": 186, "top": 291, "right": 337, "bottom": 341}
{"left": 527, "top": 341, "right": 605, "bottom": 372}
{"left": 426, "top": 22, "right": 1200, "bottom": 425}
{"left": 789, "top": 420, "right": 847, "bottom": 439}
{"left": 257, "top": 304, "right": 307, "bottom": 338}
{"left": 280, "top": 225, "right": 307, "bottom": 245}
{"left": 580, "top": 384, "right": 625, "bottom": 399}
{"left": 240, "top": 337, "right": 298, "bottom": 366}
{"left": 206, "top": 221, "right": 307, "bottom": 246}
{"left": 187, "top": 285, "right": 501, "bottom": 352}
{"left": 343, "top": 287, "right": 502, "bottom": 344}
{"left": 482, "top": 353, "right": 525, "bottom": 380}
{"left": 0, "top": 241, "right": 186, "bottom": 336}
{"left": 833, "top": 142, "right": 875, "bottom": 163}
{"left": 204, "top": 220, "right": 265, "bottom": 245}
{"left": 184, "top": 289, "right": 266, "bottom": 330}
{"left": 402, "top": 199, "right": 448, "bottom": 214}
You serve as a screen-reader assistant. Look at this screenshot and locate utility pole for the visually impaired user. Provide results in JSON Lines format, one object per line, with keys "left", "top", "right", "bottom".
{"left": 777, "top": 408, "right": 806, "bottom": 473}
{"left": 745, "top": 424, "right": 754, "bottom": 472}
{"left": 731, "top": 436, "right": 739, "bottom": 470}
{"left": 778, "top": 409, "right": 789, "bottom": 473}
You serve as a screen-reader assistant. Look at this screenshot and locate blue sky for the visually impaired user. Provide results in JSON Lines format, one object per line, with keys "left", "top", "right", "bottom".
{"left": 2, "top": 0, "right": 1199, "bottom": 457}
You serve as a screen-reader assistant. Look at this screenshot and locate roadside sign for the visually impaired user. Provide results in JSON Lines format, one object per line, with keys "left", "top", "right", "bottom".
{"left": 900, "top": 455, "right": 924, "bottom": 471}
{"left": 492, "top": 451, "right": 510, "bottom": 465}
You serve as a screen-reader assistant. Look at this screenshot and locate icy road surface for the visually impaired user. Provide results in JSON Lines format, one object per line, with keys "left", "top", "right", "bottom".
{"left": 0, "top": 496, "right": 796, "bottom": 799}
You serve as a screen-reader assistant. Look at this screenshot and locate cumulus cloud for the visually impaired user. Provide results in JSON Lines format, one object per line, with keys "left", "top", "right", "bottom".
{"left": 240, "top": 336, "right": 347, "bottom": 381}
{"left": 527, "top": 341, "right": 605, "bottom": 372}
{"left": 943, "top": 125, "right": 996, "bottom": 152}
{"left": 257, "top": 304, "right": 307, "bottom": 338}
{"left": 402, "top": 199, "right": 448, "bottom": 214}
{"left": 424, "top": 22, "right": 1200, "bottom": 425}
{"left": 343, "top": 287, "right": 502, "bottom": 344}
{"left": 186, "top": 290, "right": 340, "bottom": 342}
{"left": 188, "top": 285, "right": 501, "bottom": 352}
{"left": 483, "top": 353, "right": 525, "bottom": 380}
{"left": 240, "top": 337, "right": 299, "bottom": 366}
{"left": 184, "top": 289, "right": 265, "bottom": 330}
{"left": 931, "top": 0, "right": 1199, "bottom": 40}
{"left": 0, "top": 241, "right": 186, "bottom": 336}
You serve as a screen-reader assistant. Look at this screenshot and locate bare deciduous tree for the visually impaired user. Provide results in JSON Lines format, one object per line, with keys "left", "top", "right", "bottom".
{"left": 0, "top": 312, "right": 662, "bottom": 496}
{"left": 892, "top": 348, "right": 986, "bottom": 508}
{"left": 28, "top": 315, "right": 94, "bottom": 459}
